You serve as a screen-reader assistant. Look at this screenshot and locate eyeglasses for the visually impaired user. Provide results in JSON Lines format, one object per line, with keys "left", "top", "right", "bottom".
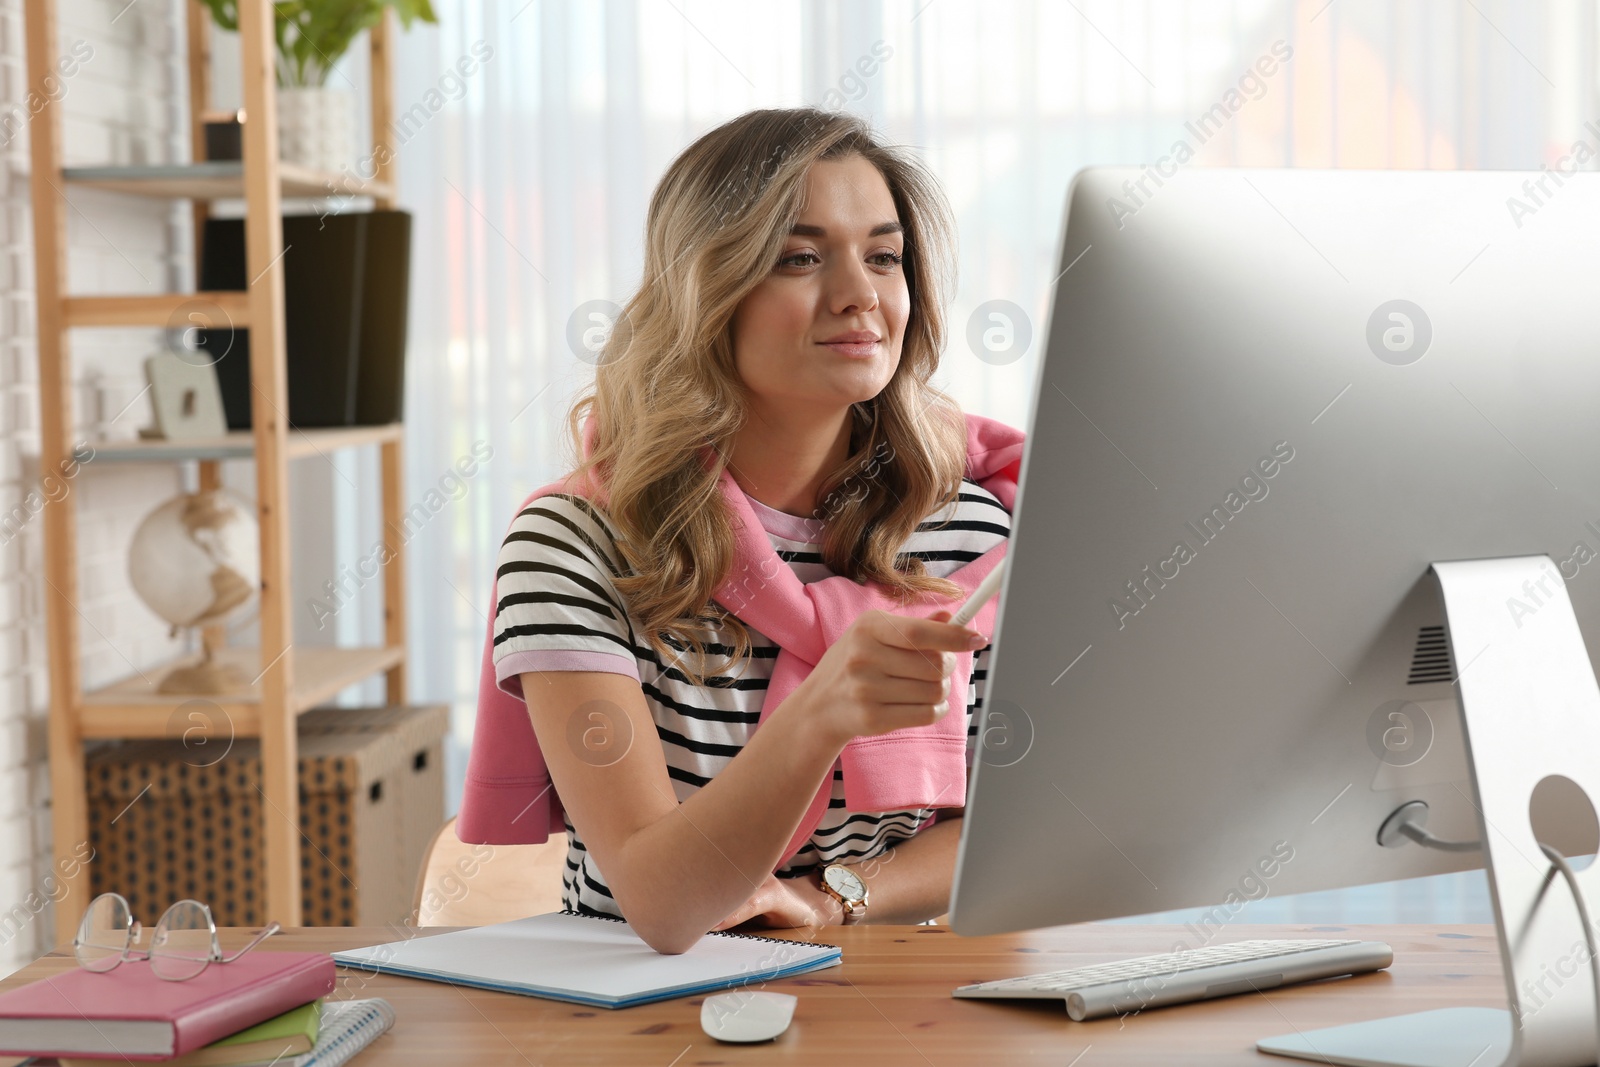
{"left": 73, "top": 892, "right": 281, "bottom": 981}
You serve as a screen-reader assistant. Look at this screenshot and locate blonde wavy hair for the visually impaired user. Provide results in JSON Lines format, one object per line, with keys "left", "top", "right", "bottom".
{"left": 565, "top": 107, "right": 968, "bottom": 683}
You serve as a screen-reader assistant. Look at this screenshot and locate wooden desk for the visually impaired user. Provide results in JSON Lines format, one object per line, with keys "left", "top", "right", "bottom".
{"left": 1, "top": 924, "right": 1506, "bottom": 1066}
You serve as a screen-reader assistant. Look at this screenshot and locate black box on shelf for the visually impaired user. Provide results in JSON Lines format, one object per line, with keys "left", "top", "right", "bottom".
{"left": 202, "top": 115, "right": 243, "bottom": 161}
{"left": 354, "top": 211, "right": 411, "bottom": 427}
{"left": 199, "top": 211, "right": 412, "bottom": 429}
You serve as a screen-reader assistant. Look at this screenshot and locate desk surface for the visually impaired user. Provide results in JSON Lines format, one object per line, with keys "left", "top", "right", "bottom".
{"left": 1, "top": 923, "right": 1506, "bottom": 1066}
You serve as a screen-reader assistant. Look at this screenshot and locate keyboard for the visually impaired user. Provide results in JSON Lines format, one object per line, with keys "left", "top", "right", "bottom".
{"left": 952, "top": 939, "right": 1393, "bottom": 1021}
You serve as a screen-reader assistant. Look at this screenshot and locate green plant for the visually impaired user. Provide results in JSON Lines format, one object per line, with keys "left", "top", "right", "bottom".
{"left": 199, "top": 0, "right": 437, "bottom": 87}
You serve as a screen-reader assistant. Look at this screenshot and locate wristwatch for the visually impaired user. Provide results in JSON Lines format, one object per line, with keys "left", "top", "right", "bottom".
{"left": 818, "top": 863, "right": 869, "bottom": 924}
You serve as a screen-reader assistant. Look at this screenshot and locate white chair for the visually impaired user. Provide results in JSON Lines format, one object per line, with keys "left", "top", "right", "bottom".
{"left": 412, "top": 816, "right": 569, "bottom": 926}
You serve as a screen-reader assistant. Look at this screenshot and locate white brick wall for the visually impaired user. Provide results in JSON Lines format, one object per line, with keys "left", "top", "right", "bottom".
{"left": 0, "top": 0, "right": 187, "bottom": 974}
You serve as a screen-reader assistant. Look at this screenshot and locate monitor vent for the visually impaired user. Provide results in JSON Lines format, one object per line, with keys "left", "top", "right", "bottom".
{"left": 1407, "top": 625, "right": 1455, "bottom": 684}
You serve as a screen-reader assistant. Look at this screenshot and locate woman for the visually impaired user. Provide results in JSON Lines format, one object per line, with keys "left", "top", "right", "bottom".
{"left": 462, "top": 107, "right": 1017, "bottom": 954}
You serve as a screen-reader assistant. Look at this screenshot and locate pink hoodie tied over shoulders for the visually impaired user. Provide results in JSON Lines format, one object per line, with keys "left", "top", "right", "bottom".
{"left": 457, "top": 413, "right": 1023, "bottom": 866}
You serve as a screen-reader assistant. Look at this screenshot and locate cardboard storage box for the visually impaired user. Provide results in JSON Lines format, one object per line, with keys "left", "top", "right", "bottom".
{"left": 86, "top": 704, "right": 447, "bottom": 927}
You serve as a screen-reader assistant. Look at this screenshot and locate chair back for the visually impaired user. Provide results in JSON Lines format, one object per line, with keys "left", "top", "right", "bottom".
{"left": 413, "top": 816, "right": 568, "bottom": 926}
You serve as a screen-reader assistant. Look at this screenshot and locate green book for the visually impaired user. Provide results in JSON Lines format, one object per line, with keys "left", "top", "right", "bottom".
{"left": 63, "top": 1000, "right": 322, "bottom": 1067}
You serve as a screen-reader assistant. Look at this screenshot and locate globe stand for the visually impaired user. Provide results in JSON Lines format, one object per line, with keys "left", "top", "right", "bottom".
{"left": 130, "top": 489, "right": 258, "bottom": 695}
{"left": 158, "top": 627, "right": 249, "bottom": 695}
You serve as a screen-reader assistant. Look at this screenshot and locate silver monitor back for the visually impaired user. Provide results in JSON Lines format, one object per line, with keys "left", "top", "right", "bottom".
{"left": 950, "top": 166, "right": 1600, "bottom": 937}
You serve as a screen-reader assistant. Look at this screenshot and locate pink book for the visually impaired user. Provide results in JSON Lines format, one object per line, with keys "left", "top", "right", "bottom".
{"left": 0, "top": 952, "right": 335, "bottom": 1061}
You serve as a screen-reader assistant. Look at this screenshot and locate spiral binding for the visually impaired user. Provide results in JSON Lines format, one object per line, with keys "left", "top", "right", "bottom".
{"left": 290, "top": 998, "right": 396, "bottom": 1067}
{"left": 560, "top": 909, "right": 826, "bottom": 948}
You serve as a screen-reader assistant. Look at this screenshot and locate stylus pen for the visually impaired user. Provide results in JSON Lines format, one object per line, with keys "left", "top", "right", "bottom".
{"left": 950, "top": 557, "right": 1008, "bottom": 628}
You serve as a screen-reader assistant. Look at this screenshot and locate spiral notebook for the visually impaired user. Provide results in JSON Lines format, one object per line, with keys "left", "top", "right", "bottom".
{"left": 283, "top": 1000, "right": 394, "bottom": 1067}
{"left": 329, "top": 911, "right": 842, "bottom": 1009}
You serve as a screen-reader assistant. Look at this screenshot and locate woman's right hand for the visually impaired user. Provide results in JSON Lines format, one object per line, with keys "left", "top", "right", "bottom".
{"left": 795, "top": 608, "right": 987, "bottom": 745}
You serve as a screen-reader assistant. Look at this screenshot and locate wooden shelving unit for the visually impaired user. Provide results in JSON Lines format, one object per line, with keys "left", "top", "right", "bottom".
{"left": 64, "top": 162, "right": 396, "bottom": 201}
{"left": 79, "top": 646, "right": 407, "bottom": 738}
{"left": 92, "top": 423, "right": 404, "bottom": 464}
{"left": 23, "top": 0, "right": 407, "bottom": 941}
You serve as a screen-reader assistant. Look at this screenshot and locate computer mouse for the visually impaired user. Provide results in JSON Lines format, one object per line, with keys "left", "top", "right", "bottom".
{"left": 699, "top": 990, "right": 797, "bottom": 1043}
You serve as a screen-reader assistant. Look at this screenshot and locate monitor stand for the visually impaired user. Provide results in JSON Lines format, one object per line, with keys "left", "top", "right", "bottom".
{"left": 1259, "top": 556, "right": 1600, "bottom": 1067}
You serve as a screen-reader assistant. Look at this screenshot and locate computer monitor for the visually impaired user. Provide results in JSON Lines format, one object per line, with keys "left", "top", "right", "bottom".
{"left": 949, "top": 167, "right": 1600, "bottom": 1064}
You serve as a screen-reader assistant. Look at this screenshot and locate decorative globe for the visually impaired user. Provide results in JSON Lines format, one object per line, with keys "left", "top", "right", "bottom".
{"left": 128, "top": 489, "right": 260, "bottom": 634}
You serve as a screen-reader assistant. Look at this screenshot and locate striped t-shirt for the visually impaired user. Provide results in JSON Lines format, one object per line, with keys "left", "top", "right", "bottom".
{"left": 491, "top": 480, "right": 1011, "bottom": 917}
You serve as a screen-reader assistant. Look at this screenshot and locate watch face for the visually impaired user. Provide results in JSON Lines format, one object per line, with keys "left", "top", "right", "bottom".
{"left": 824, "top": 865, "right": 865, "bottom": 901}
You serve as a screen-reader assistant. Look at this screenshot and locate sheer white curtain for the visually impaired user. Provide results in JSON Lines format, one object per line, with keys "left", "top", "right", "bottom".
{"left": 383, "top": 0, "right": 1598, "bottom": 921}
